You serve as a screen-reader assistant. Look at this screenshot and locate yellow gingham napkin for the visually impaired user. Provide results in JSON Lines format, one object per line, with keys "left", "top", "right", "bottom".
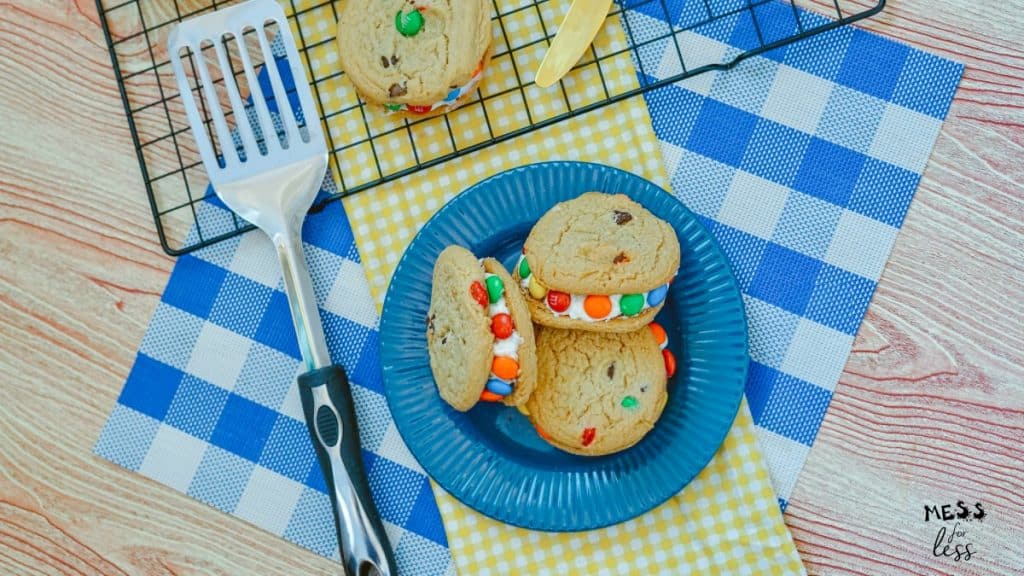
{"left": 296, "top": 3, "right": 805, "bottom": 573}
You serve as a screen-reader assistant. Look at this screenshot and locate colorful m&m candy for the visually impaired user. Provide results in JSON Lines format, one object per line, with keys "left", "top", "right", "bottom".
{"left": 663, "top": 349, "right": 676, "bottom": 379}
{"left": 547, "top": 291, "right": 570, "bottom": 313}
{"left": 649, "top": 322, "right": 667, "bottom": 349}
{"left": 581, "top": 427, "right": 597, "bottom": 447}
{"left": 528, "top": 275, "right": 547, "bottom": 300}
{"left": 395, "top": 9, "right": 424, "bottom": 37}
{"left": 479, "top": 390, "right": 503, "bottom": 403}
{"left": 518, "top": 256, "right": 531, "bottom": 279}
{"left": 485, "top": 378, "right": 513, "bottom": 396}
{"left": 485, "top": 275, "right": 504, "bottom": 304}
{"left": 491, "top": 313, "right": 513, "bottom": 339}
{"left": 492, "top": 357, "right": 519, "bottom": 380}
{"left": 470, "top": 281, "right": 488, "bottom": 308}
{"left": 583, "top": 295, "right": 611, "bottom": 319}
{"left": 619, "top": 293, "right": 645, "bottom": 317}
{"left": 647, "top": 284, "right": 669, "bottom": 307}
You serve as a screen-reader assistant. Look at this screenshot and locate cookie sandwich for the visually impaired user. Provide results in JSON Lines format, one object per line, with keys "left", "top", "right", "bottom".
{"left": 427, "top": 246, "right": 536, "bottom": 412}
{"left": 526, "top": 323, "right": 673, "bottom": 456}
{"left": 336, "top": 0, "right": 492, "bottom": 117}
{"left": 514, "top": 193, "right": 681, "bottom": 332}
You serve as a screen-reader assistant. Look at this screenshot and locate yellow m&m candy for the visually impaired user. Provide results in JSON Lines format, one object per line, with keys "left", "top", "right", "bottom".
{"left": 528, "top": 275, "right": 547, "bottom": 300}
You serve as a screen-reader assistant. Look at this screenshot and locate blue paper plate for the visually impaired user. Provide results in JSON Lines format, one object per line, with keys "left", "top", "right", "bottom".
{"left": 380, "top": 162, "right": 748, "bottom": 531}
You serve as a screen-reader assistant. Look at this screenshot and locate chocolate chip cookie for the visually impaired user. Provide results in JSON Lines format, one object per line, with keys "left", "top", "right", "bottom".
{"left": 336, "top": 0, "right": 492, "bottom": 117}
{"left": 526, "top": 325, "right": 669, "bottom": 456}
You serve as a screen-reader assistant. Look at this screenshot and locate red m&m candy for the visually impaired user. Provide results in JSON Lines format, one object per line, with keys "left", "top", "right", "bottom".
{"left": 491, "top": 313, "right": 513, "bottom": 339}
{"left": 406, "top": 104, "right": 433, "bottom": 114}
{"left": 547, "top": 291, "right": 571, "bottom": 313}
{"left": 470, "top": 281, "right": 488, "bottom": 308}
{"left": 663, "top": 349, "right": 676, "bottom": 379}
{"left": 581, "top": 427, "right": 596, "bottom": 447}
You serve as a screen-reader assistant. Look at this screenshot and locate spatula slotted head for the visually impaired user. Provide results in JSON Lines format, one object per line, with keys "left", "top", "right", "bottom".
{"left": 167, "top": 0, "right": 326, "bottom": 188}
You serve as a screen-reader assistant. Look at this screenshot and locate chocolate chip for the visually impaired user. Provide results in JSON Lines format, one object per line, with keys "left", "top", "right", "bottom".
{"left": 613, "top": 211, "right": 633, "bottom": 225}
{"left": 640, "top": 385, "right": 648, "bottom": 394}
{"left": 426, "top": 313, "right": 435, "bottom": 332}
{"left": 607, "top": 362, "right": 615, "bottom": 379}
{"left": 381, "top": 56, "right": 390, "bottom": 68}
{"left": 441, "top": 335, "right": 448, "bottom": 345}
{"left": 613, "top": 252, "right": 630, "bottom": 264}
{"left": 391, "top": 55, "right": 399, "bottom": 65}
{"left": 389, "top": 83, "right": 407, "bottom": 98}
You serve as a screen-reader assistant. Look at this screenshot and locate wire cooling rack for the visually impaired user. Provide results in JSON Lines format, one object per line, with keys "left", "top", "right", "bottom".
{"left": 97, "top": 0, "right": 885, "bottom": 255}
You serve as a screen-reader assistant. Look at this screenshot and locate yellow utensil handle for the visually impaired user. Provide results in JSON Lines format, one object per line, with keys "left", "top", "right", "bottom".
{"left": 535, "top": 0, "right": 614, "bottom": 88}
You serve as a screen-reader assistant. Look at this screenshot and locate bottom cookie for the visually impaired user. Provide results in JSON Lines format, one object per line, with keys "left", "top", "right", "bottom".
{"left": 526, "top": 325, "right": 669, "bottom": 456}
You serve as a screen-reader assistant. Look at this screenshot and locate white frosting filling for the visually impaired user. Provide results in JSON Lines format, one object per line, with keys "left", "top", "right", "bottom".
{"left": 488, "top": 298, "right": 509, "bottom": 317}
{"left": 493, "top": 330, "right": 522, "bottom": 360}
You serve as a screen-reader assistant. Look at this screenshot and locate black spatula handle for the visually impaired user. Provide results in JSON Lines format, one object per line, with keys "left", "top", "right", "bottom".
{"left": 299, "top": 365, "right": 396, "bottom": 576}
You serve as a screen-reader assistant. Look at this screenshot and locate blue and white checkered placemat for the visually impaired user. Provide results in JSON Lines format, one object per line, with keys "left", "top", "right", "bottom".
{"left": 95, "top": 186, "right": 456, "bottom": 574}
{"left": 625, "top": 0, "right": 963, "bottom": 508}
{"left": 95, "top": 1, "right": 963, "bottom": 571}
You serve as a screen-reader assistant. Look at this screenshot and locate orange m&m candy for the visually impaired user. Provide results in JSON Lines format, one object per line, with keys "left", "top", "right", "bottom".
{"left": 492, "top": 356, "right": 519, "bottom": 380}
{"left": 583, "top": 295, "right": 612, "bottom": 319}
{"left": 649, "top": 322, "right": 667, "bottom": 348}
{"left": 480, "top": 390, "right": 504, "bottom": 402}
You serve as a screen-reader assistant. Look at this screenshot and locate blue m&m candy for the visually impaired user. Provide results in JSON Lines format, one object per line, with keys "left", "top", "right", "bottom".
{"left": 486, "top": 378, "right": 513, "bottom": 396}
{"left": 647, "top": 284, "right": 669, "bottom": 307}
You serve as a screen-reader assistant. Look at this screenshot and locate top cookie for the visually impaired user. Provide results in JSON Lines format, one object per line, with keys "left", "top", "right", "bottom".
{"left": 336, "top": 0, "right": 492, "bottom": 111}
{"left": 427, "top": 246, "right": 493, "bottom": 412}
{"left": 522, "top": 193, "right": 680, "bottom": 295}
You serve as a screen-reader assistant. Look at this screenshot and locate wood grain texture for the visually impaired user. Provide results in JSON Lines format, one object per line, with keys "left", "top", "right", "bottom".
{"left": 0, "top": 1, "right": 1020, "bottom": 576}
{"left": 0, "top": 1, "right": 337, "bottom": 574}
{"left": 793, "top": 1, "right": 1024, "bottom": 575}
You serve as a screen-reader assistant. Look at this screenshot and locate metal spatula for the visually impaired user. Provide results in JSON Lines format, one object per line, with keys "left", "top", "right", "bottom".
{"left": 168, "top": 2, "right": 395, "bottom": 574}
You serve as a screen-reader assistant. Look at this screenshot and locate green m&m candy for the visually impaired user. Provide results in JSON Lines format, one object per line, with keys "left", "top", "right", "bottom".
{"left": 518, "top": 256, "right": 531, "bottom": 279}
{"left": 619, "top": 293, "right": 645, "bottom": 317}
{"left": 395, "top": 9, "right": 424, "bottom": 37}
{"left": 486, "top": 275, "right": 504, "bottom": 304}
{"left": 621, "top": 396, "right": 638, "bottom": 409}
